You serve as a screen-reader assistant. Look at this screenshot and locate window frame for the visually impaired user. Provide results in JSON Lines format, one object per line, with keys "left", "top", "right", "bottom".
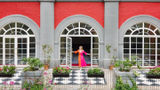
{"left": 123, "top": 22, "right": 160, "bottom": 66}
{"left": 0, "top": 22, "right": 36, "bottom": 66}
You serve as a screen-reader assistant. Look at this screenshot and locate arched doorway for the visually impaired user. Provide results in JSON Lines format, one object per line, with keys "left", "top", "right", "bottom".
{"left": 60, "top": 22, "right": 99, "bottom": 67}
{"left": 54, "top": 15, "right": 104, "bottom": 68}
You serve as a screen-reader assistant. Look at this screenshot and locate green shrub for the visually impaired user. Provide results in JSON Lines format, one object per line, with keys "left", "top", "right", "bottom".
{"left": 147, "top": 67, "right": 160, "bottom": 76}
{"left": 23, "top": 58, "right": 43, "bottom": 72}
{"left": 53, "top": 67, "right": 71, "bottom": 74}
{"left": 114, "top": 57, "right": 137, "bottom": 72}
{"left": 0, "top": 66, "right": 16, "bottom": 75}
{"left": 87, "top": 68, "right": 104, "bottom": 75}
{"left": 22, "top": 79, "right": 44, "bottom": 90}
{"left": 115, "top": 76, "right": 138, "bottom": 90}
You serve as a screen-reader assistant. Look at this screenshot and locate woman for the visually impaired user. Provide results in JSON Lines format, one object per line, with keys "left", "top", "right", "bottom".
{"left": 73, "top": 46, "right": 90, "bottom": 68}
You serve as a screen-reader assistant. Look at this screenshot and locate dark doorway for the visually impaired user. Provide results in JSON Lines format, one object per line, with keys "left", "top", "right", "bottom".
{"left": 72, "top": 37, "right": 91, "bottom": 66}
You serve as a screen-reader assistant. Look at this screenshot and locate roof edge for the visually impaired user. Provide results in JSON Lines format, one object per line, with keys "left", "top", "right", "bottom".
{"left": 0, "top": 0, "right": 160, "bottom": 2}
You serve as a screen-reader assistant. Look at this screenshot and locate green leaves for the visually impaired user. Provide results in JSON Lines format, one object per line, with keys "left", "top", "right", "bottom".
{"left": 42, "top": 44, "right": 53, "bottom": 65}
{"left": 114, "top": 57, "right": 137, "bottom": 72}
{"left": 87, "top": 68, "right": 104, "bottom": 75}
{"left": 53, "top": 67, "right": 71, "bottom": 74}
{"left": 22, "top": 58, "right": 43, "bottom": 72}
{"left": 147, "top": 67, "right": 160, "bottom": 77}
{"left": 106, "top": 44, "right": 111, "bottom": 53}
{"left": 22, "top": 79, "right": 44, "bottom": 90}
{"left": 0, "top": 66, "right": 16, "bottom": 75}
{"left": 115, "top": 76, "right": 138, "bottom": 90}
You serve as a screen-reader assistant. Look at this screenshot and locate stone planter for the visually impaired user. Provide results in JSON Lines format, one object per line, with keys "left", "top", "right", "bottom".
{"left": 22, "top": 70, "right": 43, "bottom": 85}
{"left": 114, "top": 68, "right": 136, "bottom": 87}
{"left": 22, "top": 70, "right": 42, "bottom": 77}
{"left": 114, "top": 68, "right": 134, "bottom": 77}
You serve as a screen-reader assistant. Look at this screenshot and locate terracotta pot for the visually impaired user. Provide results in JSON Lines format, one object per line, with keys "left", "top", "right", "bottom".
{"left": 44, "top": 64, "right": 49, "bottom": 70}
{"left": 109, "top": 65, "right": 114, "bottom": 70}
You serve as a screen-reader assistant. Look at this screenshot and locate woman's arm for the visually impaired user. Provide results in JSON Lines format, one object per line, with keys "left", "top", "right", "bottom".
{"left": 83, "top": 51, "right": 91, "bottom": 56}
{"left": 83, "top": 51, "right": 88, "bottom": 55}
{"left": 74, "top": 50, "right": 79, "bottom": 54}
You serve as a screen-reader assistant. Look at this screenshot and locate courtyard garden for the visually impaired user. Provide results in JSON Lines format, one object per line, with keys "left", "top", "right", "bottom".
{"left": 0, "top": 45, "right": 160, "bottom": 90}
{"left": 0, "top": 58, "right": 160, "bottom": 90}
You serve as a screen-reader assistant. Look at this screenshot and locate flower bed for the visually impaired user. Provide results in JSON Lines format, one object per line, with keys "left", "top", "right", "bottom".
{"left": 146, "top": 67, "right": 160, "bottom": 78}
{"left": 87, "top": 68, "right": 104, "bottom": 77}
{"left": 53, "top": 67, "right": 71, "bottom": 77}
{"left": 0, "top": 66, "right": 16, "bottom": 77}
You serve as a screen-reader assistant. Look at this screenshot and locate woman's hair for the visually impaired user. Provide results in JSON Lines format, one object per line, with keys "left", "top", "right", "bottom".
{"left": 79, "top": 46, "right": 83, "bottom": 50}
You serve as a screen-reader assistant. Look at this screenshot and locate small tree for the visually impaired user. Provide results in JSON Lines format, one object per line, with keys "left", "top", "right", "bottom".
{"left": 106, "top": 44, "right": 117, "bottom": 70}
{"left": 42, "top": 44, "right": 53, "bottom": 66}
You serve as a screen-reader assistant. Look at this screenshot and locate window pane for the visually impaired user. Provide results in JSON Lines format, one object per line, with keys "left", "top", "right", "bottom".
{"left": 124, "top": 22, "right": 158, "bottom": 66}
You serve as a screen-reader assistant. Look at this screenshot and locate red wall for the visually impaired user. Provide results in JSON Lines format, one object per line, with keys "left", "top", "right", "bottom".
{"left": 54, "top": 2, "right": 104, "bottom": 28}
{"left": 0, "top": 2, "right": 40, "bottom": 26}
{"left": 119, "top": 2, "right": 160, "bottom": 28}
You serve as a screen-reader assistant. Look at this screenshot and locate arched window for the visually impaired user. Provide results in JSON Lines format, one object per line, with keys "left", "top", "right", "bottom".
{"left": 124, "top": 22, "right": 160, "bottom": 66}
{"left": 0, "top": 22, "right": 36, "bottom": 65}
{"left": 60, "top": 22, "right": 99, "bottom": 67}
{"left": 61, "top": 22, "right": 97, "bottom": 36}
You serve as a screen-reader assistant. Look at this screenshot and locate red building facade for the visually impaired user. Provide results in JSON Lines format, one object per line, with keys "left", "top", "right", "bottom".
{"left": 0, "top": 0, "right": 160, "bottom": 68}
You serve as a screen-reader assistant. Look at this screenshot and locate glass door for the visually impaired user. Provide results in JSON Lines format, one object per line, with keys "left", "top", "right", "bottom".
{"left": 4, "top": 38, "right": 15, "bottom": 65}
{"left": 17, "top": 38, "right": 28, "bottom": 65}
{"left": 4, "top": 37, "right": 28, "bottom": 65}
{"left": 66, "top": 37, "right": 72, "bottom": 68}
{"left": 91, "top": 37, "right": 99, "bottom": 67}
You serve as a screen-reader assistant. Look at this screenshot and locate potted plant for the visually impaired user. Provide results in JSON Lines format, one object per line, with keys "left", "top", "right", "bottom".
{"left": 114, "top": 56, "right": 137, "bottom": 78}
{"left": 0, "top": 66, "right": 16, "bottom": 77}
{"left": 87, "top": 68, "right": 104, "bottom": 77}
{"left": 22, "top": 58, "right": 43, "bottom": 86}
{"left": 53, "top": 67, "right": 71, "bottom": 77}
{"left": 106, "top": 44, "right": 117, "bottom": 70}
{"left": 22, "top": 57, "right": 43, "bottom": 77}
{"left": 42, "top": 44, "right": 53, "bottom": 70}
{"left": 146, "top": 67, "right": 160, "bottom": 78}
{"left": 114, "top": 56, "right": 137, "bottom": 71}
{"left": 109, "top": 56, "right": 116, "bottom": 70}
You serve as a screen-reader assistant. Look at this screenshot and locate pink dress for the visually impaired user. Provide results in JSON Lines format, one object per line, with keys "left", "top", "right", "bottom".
{"left": 74, "top": 50, "right": 87, "bottom": 67}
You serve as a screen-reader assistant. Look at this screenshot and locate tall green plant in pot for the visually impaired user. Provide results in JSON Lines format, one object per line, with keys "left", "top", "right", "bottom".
{"left": 106, "top": 44, "right": 117, "bottom": 70}
{"left": 22, "top": 58, "right": 43, "bottom": 77}
{"left": 42, "top": 44, "right": 53, "bottom": 70}
{"left": 22, "top": 58, "right": 43, "bottom": 85}
{"left": 114, "top": 56, "right": 137, "bottom": 72}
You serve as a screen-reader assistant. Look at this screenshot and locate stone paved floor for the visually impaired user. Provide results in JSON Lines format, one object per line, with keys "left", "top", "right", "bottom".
{"left": 0, "top": 68, "right": 113, "bottom": 90}
{"left": 53, "top": 69, "right": 106, "bottom": 85}
{"left": 136, "top": 69, "right": 160, "bottom": 86}
{"left": 52, "top": 69, "right": 114, "bottom": 90}
{"left": 138, "top": 86, "right": 160, "bottom": 90}
{"left": 1, "top": 68, "right": 160, "bottom": 90}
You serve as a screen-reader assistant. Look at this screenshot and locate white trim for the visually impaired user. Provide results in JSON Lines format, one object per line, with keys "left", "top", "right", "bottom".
{"left": 91, "top": 36, "right": 93, "bottom": 67}
{"left": 0, "top": 22, "right": 36, "bottom": 66}
{"left": 60, "top": 22, "right": 100, "bottom": 67}
{"left": 123, "top": 22, "right": 159, "bottom": 66}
